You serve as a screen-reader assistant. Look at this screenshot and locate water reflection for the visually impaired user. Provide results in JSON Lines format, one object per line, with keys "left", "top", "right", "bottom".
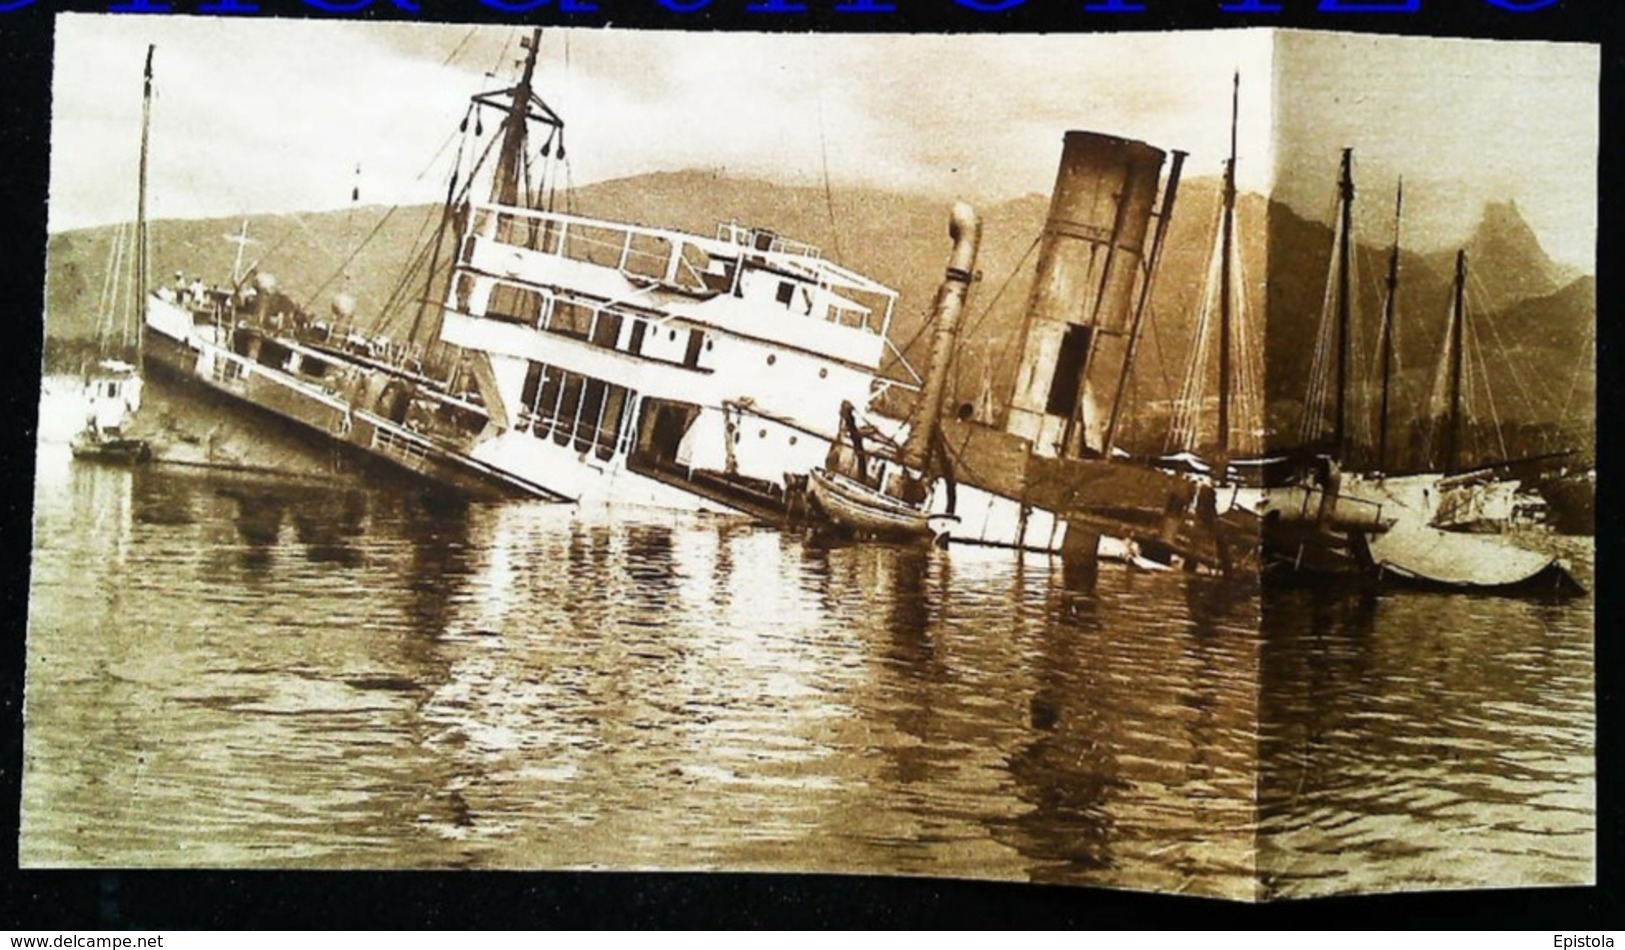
{"left": 21, "top": 433, "right": 1594, "bottom": 898}
{"left": 1258, "top": 580, "right": 1594, "bottom": 898}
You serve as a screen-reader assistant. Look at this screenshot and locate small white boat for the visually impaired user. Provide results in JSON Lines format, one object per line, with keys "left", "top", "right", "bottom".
{"left": 806, "top": 468, "right": 957, "bottom": 544}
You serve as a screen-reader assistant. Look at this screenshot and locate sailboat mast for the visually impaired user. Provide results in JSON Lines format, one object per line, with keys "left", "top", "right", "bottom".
{"left": 1376, "top": 178, "right": 1402, "bottom": 474}
{"left": 1217, "top": 71, "right": 1239, "bottom": 460}
{"left": 1333, "top": 147, "right": 1355, "bottom": 458}
{"left": 494, "top": 28, "right": 543, "bottom": 208}
{"left": 1445, "top": 249, "right": 1467, "bottom": 474}
{"left": 135, "top": 44, "right": 154, "bottom": 366}
{"left": 1103, "top": 150, "right": 1185, "bottom": 455}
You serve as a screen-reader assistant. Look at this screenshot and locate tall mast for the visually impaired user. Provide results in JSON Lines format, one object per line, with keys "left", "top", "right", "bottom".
{"left": 1445, "top": 249, "right": 1467, "bottom": 475}
{"left": 1217, "top": 71, "right": 1239, "bottom": 460}
{"left": 1376, "top": 178, "right": 1402, "bottom": 474}
{"left": 1103, "top": 150, "right": 1185, "bottom": 455}
{"left": 494, "top": 28, "right": 543, "bottom": 208}
{"left": 136, "top": 44, "right": 154, "bottom": 366}
{"left": 1332, "top": 147, "right": 1355, "bottom": 458}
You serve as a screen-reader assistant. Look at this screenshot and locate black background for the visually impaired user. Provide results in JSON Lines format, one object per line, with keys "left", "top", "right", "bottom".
{"left": 1, "top": 0, "right": 1618, "bottom": 929}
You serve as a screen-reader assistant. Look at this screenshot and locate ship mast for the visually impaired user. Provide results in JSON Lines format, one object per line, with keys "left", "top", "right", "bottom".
{"left": 1217, "top": 71, "right": 1239, "bottom": 462}
{"left": 1444, "top": 249, "right": 1467, "bottom": 475}
{"left": 1332, "top": 147, "right": 1355, "bottom": 459}
{"left": 494, "top": 27, "right": 544, "bottom": 208}
{"left": 1103, "top": 149, "right": 1184, "bottom": 455}
{"left": 1375, "top": 178, "right": 1402, "bottom": 474}
{"left": 135, "top": 44, "right": 154, "bottom": 367}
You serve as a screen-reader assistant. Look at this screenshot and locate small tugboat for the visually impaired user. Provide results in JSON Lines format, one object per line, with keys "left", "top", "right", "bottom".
{"left": 72, "top": 45, "right": 155, "bottom": 467}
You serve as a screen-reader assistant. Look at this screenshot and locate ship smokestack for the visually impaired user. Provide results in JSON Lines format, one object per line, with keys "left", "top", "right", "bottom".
{"left": 901, "top": 201, "right": 982, "bottom": 473}
{"left": 1003, "top": 132, "right": 1168, "bottom": 459}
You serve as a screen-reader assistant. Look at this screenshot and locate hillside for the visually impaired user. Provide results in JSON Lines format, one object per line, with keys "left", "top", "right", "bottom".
{"left": 1263, "top": 197, "right": 1594, "bottom": 465}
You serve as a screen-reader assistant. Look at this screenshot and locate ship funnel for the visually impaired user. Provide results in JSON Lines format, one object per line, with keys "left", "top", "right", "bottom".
{"left": 900, "top": 201, "right": 981, "bottom": 473}
{"left": 1004, "top": 132, "right": 1170, "bottom": 459}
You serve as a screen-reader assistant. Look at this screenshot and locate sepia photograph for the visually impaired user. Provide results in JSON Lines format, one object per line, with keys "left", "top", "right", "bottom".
{"left": 22, "top": 16, "right": 1596, "bottom": 903}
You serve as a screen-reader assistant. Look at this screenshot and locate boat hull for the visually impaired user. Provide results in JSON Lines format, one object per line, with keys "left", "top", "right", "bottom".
{"left": 806, "top": 469, "right": 956, "bottom": 543}
{"left": 69, "top": 433, "right": 152, "bottom": 465}
{"left": 142, "top": 304, "right": 549, "bottom": 501}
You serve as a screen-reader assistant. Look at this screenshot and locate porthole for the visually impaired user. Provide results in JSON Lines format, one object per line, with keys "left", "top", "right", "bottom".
{"left": 767, "top": 354, "right": 777, "bottom": 366}
{"left": 668, "top": 329, "right": 677, "bottom": 342}
{"left": 818, "top": 367, "right": 828, "bottom": 379}
{"left": 733, "top": 432, "right": 741, "bottom": 444}
{"left": 789, "top": 435, "right": 798, "bottom": 446}
{"left": 758, "top": 429, "right": 767, "bottom": 439}
{"left": 706, "top": 340, "right": 715, "bottom": 351}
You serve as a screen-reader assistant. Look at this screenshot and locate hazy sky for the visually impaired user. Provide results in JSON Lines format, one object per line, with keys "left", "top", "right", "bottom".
{"left": 50, "top": 17, "right": 1275, "bottom": 231}
{"left": 49, "top": 18, "right": 1596, "bottom": 271}
{"left": 1272, "top": 30, "right": 1597, "bottom": 271}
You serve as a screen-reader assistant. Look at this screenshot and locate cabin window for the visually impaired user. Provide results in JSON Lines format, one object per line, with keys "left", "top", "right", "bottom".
{"left": 487, "top": 283, "right": 545, "bottom": 326}
{"left": 1046, "top": 324, "right": 1093, "bottom": 418}
{"left": 574, "top": 379, "right": 608, "bottom": 453}
{"left": 682, "top": 330, "right": 705, "bottom": 369}
{"left": 455, "top": 274, "right": 475, "bottom": 312}
{"left": 302, "top": 357, "right": 330, "bottom": 380}
{"left": 521, "top": 359, "right": 632, "bottom": 459}
{"left": 776, "top": 281, "right": 796, "bottom": 306}
{"left": 549, "top": 301, "right": 594, "bottom": 340}
{"left": 767, "top": 353, "right": 777, "bottom": 366}
{"left": 591, "top": 310, "right": 623, "bottom": 350}
{"left": 628, "top": 319, "right": 648, "bottom": 356}
{"left": 258, "top": 339, "right": 292, "bottom": 370}
{"left": 520, "top": 361, "right": 546, "bottom": 427}
{"left": 553, "top": 373, "right": 584, "bottom": 447}
{"left": 598, "top": 386, "right": 629, "bottom": 461}
{"left": 534, "top": 366, "right": 565, "bottom": 439}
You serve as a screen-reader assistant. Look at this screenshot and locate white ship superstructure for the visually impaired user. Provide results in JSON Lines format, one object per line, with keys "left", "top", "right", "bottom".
{"left": 441, "top": 204, "right": 902, "bottom": 514}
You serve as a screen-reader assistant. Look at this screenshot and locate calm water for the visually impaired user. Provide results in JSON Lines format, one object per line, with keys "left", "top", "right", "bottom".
{"left": 21, "top": 380, "right": 1593, "bottom": 901}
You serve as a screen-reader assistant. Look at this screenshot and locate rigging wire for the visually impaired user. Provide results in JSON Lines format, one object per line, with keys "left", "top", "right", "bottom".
{"left": 1297, "top": 188, "right": 1345, "bottom": 448}
{"left": 1168, "top": 194, "right": 1226, "bottom": 454}
{"left": 814, "top": 88, "right": 846, "bottom": 267}
{"left": 1466, "top": 301, "right": 1510, "bottom": 465}
{"left": 1465, "top": 266, "right": 1553, "bottom": 418}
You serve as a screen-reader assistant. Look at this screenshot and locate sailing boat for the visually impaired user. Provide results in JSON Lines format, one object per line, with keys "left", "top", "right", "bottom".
{"left": 72, "top": 45, "right": 155, "bottom": 466}
{"left": 1286, "top": 151, "right": 1581, "bottom": 593}
{"left": 1153, "top": 78, "right": 1376, "bottom": 577}
{"left": 805, "top": 202, "right": 979, "bottom": 544}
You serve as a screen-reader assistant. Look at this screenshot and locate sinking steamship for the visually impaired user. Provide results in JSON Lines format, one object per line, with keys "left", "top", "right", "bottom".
{"left": 141, "top": 29, "right": 1248, "bottom": 571}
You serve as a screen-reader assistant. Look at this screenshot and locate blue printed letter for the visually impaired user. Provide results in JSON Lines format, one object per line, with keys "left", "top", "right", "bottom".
{"left": 748, "top": 0, "right": 807, "bottom": 10}
{"left": 1484, "top": 0, "right": 1558, "bottom": 8}
{"left": 836, "top": 0, "right": 897, "bottom": 10}
{"left": 956, "top": 0, "right": 1025, "bottom": 10}
{"left": 660, "top": 0, "right": 710, "bottom": 9}
{"left": 1220, "top": 0, "right": 1282, "bottom": 11}
{"left": 1317, "top": 0, "right": 1419, "bottom": 10}
{"left": 109, "top": 0, "right": 172, "bottom": 12}
{"left": 1083, "top": 0, "right": 1145, "bottom": 10}
{"left": 304, "top": 0, "right": 420, "bottom": 11}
